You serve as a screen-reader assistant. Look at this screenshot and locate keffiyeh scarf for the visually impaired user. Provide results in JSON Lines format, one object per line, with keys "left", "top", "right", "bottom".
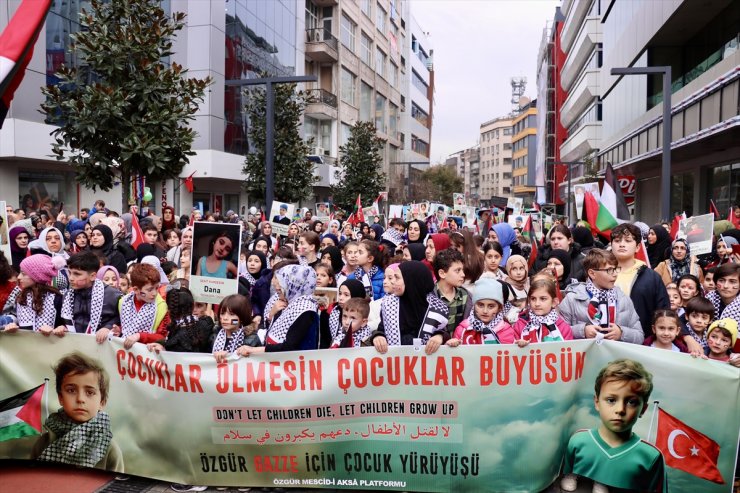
{"left": 16, "top": 291, "right": 57, "bottom": 331}
{"left": 266, "top": 295, "right": 318, "bottom": 344}
{"left": 37, "top": 410, "right": 112, "bottom": 468}
{"left": 328, "top": 307, "right": 342, "bottom": 340}
{"left": 380, "top": 295, "right": 402, "bottom": 346}
{"left": 240, "top": 270, "right": 257, "bottom": 286}
{"left": 212, "top": 327, "right": 245, "bottom": 353}
{"left": 585, "top": 279, "right": 618, "bottom": 328}
{"left": 61, "top": 280, "right": 105, "bottom": 334}
{"left": 467, "top": 311, "right": 503, "bottom": 344}
{"left": 521, "top": 310, "right": 562, "bottom": 342}
{"left": 331, "top": 323, "right": 372, "bottom": 348}
{"left": 685, "top": 322, "right": 708, "bottom": 350}
{"left": 119, "top": 293, "right": 157, "bottom": 337}
{"left": 354, "top": 265, "right": 379, "bottom": 297}
{"left": 707, "top": 290, "right": 740, "bottom": 323}
{"left": 668, "top": 239, "right": 691, "bottom": 282}
{"left": 419, "top": 293, "right": 449, "bottom": 343}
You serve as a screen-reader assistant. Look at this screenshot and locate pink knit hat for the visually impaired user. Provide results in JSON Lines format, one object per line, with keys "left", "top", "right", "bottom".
{"left": 20, "top": 254, "right": 65, "bottom": 284}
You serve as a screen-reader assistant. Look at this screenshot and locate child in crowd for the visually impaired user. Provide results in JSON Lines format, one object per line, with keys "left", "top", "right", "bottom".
{"left": 702, "top": 267, "right": 716, "bottom": 293}
{"left": 327, "top": 280, "right": 366, "bottom": 344}
{"left": 681, "top": 296, "right": 715, "bottom": 350}
{"left": 32, "top": 352, "right": 124, "bottom": 472}
{"left": 335, "top": 241, "right": 359, "bottom": 287}
{"left": 643, "top": 309, "right": 688, "bottom": 352}
{"left": 512, "top": 278, "right": 573, "bottom": 345}
{"left": 715, "top": 235, "right": 737, "bottom": 266}
{"left": 561, "top": 359, "right": 665, "bottom": 493}
{"left": 349, "top": 240, "right": 385, "bottom": 300}
{"left": 96, "top": 266, "right": 120, "bottom": 290}
{"left": 447, "top": 277, "right": 515, "bottom": 346}
{"left": 115, "top": 263, "right": 169, "bottom": 349}
{"left": 118, "top": 274, "right": 130, "bottom": 294}
{"left": 147, "top": 288, "right": 213, "bottom": 354}
{"left": 212, "top": 294, "right": 256, "bottom": 363}
{"left": 330, "top": 297, "right": 372, "bottom": 348}
{"left": 432, "top": 248, "right": 471, "bottom": 333}
{"left": 675, "top": 274, "right": 702, "bottom": 314}
{"left": 2, "top": 255, "right": 65, "bottom": 334}
{"left": 57, "top": 251, "right": 120, "bottom": 339}
{"left": 314, "top": 263, "right": 336, "bottom": 288}
{"left": 482, "top": 241, "right": 507, "bottom": 281}
{"left": 239, "top": 251, "right": 267, "bottom": 292}
{"left": 704, "top": 318, "right": 737, "bottom": 362}
{"left": 667, "top": 285, "right": 681, "bottom": 312}
{"left": 298, "top": 231, "right": 321, "bottom": 268}
{"left": 559, "top": 249, "right": 644, "bottom": 344}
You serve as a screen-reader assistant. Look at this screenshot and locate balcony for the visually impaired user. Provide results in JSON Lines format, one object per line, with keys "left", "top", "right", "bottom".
{"left": 305, "top": 89, "right": 338, "bottom": 120}
{"left": 305, "top": 28, "right": 338, "bottom": 63}
{"left": 561, "top": 17, "right": 600, "bottom": 91}
{"left": 560, "top": 121, "right": 601, "bottom": 162}
{"left": 560, "top": 69, "right": 599, "bottom": 127}
{"left": 560, "top": 0, "right": 593, "bottom": 53}
{"left": 311, "top": 0, "right": 337, "bottom": 6}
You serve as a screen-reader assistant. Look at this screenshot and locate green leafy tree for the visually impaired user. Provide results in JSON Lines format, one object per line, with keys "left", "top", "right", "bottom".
{"left": 243, "top": 83, "right": 317, "bottom": 204}
{"left": 415, "top": 165, "right": 464, "bottom": 203}
{"left": 331, "top": 121, "right": 386, "bottom": 211}
{"left": 41, "top": 0, "right": 211, "bottom": 207}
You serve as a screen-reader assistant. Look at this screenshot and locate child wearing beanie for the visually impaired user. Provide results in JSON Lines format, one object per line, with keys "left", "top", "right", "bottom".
{"left": 704, "top": 318, "right": 738, "bottom": 362}
{"left": 1, "top": 254, "right": 66, "bottom": 335}
{"left": 447, "top": 277, "right": 516, "bottom": 346}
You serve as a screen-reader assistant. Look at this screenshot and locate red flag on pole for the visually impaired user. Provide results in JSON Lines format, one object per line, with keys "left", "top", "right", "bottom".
{"left": 670, "top": 212, "right": 686, "bottom": 241}
{"left": 655, "top": 407, "right": 724, "bottom": 484}
{"left": 130, "top": 212, "right": 145, "bottom": 249}
{"left": 709, "top": 200, "right": 720, "bottom": 219}
{"left": 0, "top": 0, "right": 52, "bottom": 128}
{"left": 350, "top": 194, "right": 364, "bottom": 225}
{"left": 183, "top": 171, "right": 196, "bottom": 193}
{"left": 523, "top": 215, "right": 538, "bottom": 270}
{"left": 635, "top": 237, "right": 651, "bottom": 268}
{"left": 583, "top": 192, "right": 600, "bottom": 235}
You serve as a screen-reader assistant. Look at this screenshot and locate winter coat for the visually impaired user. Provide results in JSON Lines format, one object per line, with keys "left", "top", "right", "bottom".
{"left": 558, "top": 282, "right": 644, "bottom": 344}
{"left": 654, "top": 257, "right": 704, "bottom": 286}
{"left": 532, "top": 243, "right": 586, "bottom": 282}
{"left": 629, "top": 265, "right": 671, "bottom": 338}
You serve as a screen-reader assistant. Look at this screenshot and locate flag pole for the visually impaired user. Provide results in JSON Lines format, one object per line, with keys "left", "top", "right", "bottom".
{"left": 646, "top": 400, "right": 659, "bottom": 443}
{"left": 42, "top": 377, "right": 50, "bottom": 424}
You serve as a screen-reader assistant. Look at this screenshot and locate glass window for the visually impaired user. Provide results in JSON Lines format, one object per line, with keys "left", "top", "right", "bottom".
{"left": 389, "top": 62, "right": 398, "bottom": 86}
{"left": 389, "top": 103, "right": 399, "bottom": 134}
{"left": 375, "top": 92, "right": 386, "bottom": 133}
{"left": 360, "top": 0, "right": 372, "bottom": 18}
{"left": 411, "top": 103, "right": 429, "bottom": 127}
{"left": 341, "top": 122, "right": 352, "bottom": 147}
{"left": 411, "top": 70, "right": 428, "bottom": 94}
{"left": 340, "top": 14, "right": 356, "bottom": 51}
{"left": 709, "top": 163, "right": 740, "bottom": 214}
{"left": 360, "top": 82, "right": 373, "bottom": 121}
{"left": 376, "top": 4, "right": 386, "bottom": 33}
{"left": 19, "top": 170, "right": 76, "bottom": 215}
{"left": 320, "top": 120, "right": 332, "bottom": 150}
{"left": 375, "top": 47, "right": 386, "bottom": 77}
{"left": 341, "top": 67, "right": 356, "bottom": 105}
{"left": 361, "top": 32, "right": 373, "bottom": 66}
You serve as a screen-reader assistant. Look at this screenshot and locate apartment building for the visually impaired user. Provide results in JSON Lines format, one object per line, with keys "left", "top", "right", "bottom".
{"left": 478, "top": 117, "right": 513, "bottom": 200}
{"left": 2, "top": 0, "right": 306, "bottom": 215}
{"left": 511, "top": 99, "right": 538, "bottom": 204}
{"left": 304, "top": 0, "right": 410, "bottom": 203}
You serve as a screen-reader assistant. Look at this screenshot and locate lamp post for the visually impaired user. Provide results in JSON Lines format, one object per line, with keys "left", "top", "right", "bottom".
{"left": 610, "top": 66, "right": 672, "bottom": 220}
{"left": 225, "top": 75, "right": 318, "bottom": 212}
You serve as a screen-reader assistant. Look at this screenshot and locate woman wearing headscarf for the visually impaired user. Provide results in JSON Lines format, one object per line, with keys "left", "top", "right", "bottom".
{"left": 239, "top": 251, "right": 267, "bottom": 292}
{"left": 161, "top": 206, "right": 177, "bottom": 231}
{"left": 491, "top": 223, "right": 517, "bottom": 265}
{"left": 322, "top": 279, "right": 367, "bottom": 349}
{"left": 655, "top": 238, "right": 704, "bottom": 286}
{"left": 544, "top": 248, "right": 575, "bottom": 292}
{"left": 402, "top": 243, "right": 426, "bottom": 261}
{"left": 503, "top": 254, "right": 530, "bottom": 301}
{"left": 320, "top": 246, "right": 344, "bottom": 275}
{"left": 235, "top": 264, "right": 320, "bottom": 356}
{"left": 405, "top": 219, "right": 428, "bottom": 244}
{"left": 28, "top": 226, "right": 69, "bottom": 260}
{"left": 372, "top": 260, "right": 449, "bottom": 354}
{"left": 89, "top": 225, "right": 128, "bottom": 275}
{"left": 646, "top": 224, "right": 672, "bottom": 268}
{"left": 9, "top": 226, "right": 30, "bottom": 271}
{"left": 69, "top": 230, "right": 89, "bottom": 254}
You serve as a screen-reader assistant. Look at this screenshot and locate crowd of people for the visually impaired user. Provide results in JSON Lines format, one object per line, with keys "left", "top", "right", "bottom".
{"left": 1, "top": 199, "right": 739, "bottom": 490}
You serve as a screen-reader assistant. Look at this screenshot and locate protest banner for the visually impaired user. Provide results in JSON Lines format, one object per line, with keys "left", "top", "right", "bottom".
{"left": 452, "top": 193, "right": 465, "bottom": 207}
{"left": 0, "top": 333, "right": 737, "bottom": 491}
{"left": 269, "top": 202, "right": 295, "bottom": 237}
{"left": 189, "top": 221, "right": 241, "bottom": 304}
{"left": 678, "top": 213, "right": 714, "bottom": 255}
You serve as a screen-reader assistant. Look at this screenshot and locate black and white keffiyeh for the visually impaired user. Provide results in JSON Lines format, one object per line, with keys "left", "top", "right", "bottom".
{"left": 240, "top": 270, "right": 257, "bottom": 286}
{"left": 61, "top": 280, "right": 106, "bottom": 334}
{"left": 521, "top": 310, "right": 561, "bottom": 342}
{"left": 266, "top": 295, "right": 318, "bottom": 344}
{"left": 707, "top": 290, "right": 740, "bottom": 323}
{"left": 418, "top": 293, "right": 449, "bottom": 342}
{"left": 379, "top": 295, "right": 402, "bottom": 346}
{"left": 585, "top": 279, "right": 618, "bottom": 328}
{"left": 16, "top": 291, "right": 57, "bottom": 331}
{"left": 685, "top": 322, "right": 708, "bottom": 350}
{"left": 328, "top": 307, "right": 342, "bottom": 340}
{"left": 37, "top": 410, "right": 112, "bottom": 467}
{"left": 212, "top": 327, "right": 245, "bottom": 353}
{"left": 119, "top": 293, "right": 158, "bottom": 337}
{"left": 467, "top": 311, "right": 503, "bottom": 343}
{"left": 353, "top": 265, "right": 379, "bottom": 297}
{"left": 331, "top": 323, "right": 372, "bottom": 348}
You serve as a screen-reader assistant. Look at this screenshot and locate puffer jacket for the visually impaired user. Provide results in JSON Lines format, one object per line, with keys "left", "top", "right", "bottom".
{"left": 558, "top": 282, "right": 644, "bottom": 344}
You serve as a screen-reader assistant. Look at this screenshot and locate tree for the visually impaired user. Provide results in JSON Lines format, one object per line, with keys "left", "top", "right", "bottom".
{"left": 242, "top": 82, "right": 317, "bottom": 204}
{"left": 331, "top": 121, "right": 386, "bottom": 211}
{"left": 41, "top": 0, "right": 211, "bottom": 208}
{"left": 415, "top": 165, "right": 463, "bottom": 203}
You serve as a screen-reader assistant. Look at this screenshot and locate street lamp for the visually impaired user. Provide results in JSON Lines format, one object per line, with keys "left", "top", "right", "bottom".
{"left": 610, "top": 66, "right": 672, "bottom": 221}
{"left": 225, "top": 75, "right": 318, "bottom": 212}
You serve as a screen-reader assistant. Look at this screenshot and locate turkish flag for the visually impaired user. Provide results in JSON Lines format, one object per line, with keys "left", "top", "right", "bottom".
{"left": 635, "top": 237, "right": 651, "bottom": 268}
{"left": 655, "top": 408, "right": 724, "bottom": 484}
{"left": 130, "top": 212, "right": 145, "bottom": 249}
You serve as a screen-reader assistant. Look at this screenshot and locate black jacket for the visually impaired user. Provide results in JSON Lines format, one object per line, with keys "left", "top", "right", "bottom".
{"left": 629, "top": 265, "right": 670, "bottom": 338}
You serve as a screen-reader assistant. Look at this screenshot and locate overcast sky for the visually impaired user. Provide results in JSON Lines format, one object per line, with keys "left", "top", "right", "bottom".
{"left": 411, "top": 0, "right": 560, "bottom": 163}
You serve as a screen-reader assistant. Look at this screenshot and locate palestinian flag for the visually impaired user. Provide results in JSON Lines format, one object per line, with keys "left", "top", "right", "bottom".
{"left": 0, "top": 383, "right": 46, "bottom": 441}
{"left": 349, "top": 194, "right": 364, "bottom": 226}
{"left": 0, "top": 0, "right": 53, "bottom": 128}
{"left": 594, "top": 163, "right": 629, "bottom": 233}
{"left": 523, "top": 215, "right": 538, "bottom": 269}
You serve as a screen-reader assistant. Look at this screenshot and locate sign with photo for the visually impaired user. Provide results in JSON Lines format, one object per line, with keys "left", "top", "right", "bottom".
{"left": 189, "top": 221, "right": 242, "bottom": 304}
{"left": 452, "top": 193, "right": 466, "bottom": 207}
{"left": 314, "top": 202, "right": 331, "bottom": 221}
{"left": 388, "top": 205, "right": 404, "bottom": 219}
{"left": 458, "top": 206, "right": 477, "bottom": 229}
{"left": 678, "top": 213, "right": 714, "bottom": 256}
{"left": 269, "top": 201, "right": 295, "bottom": 237}
{"left": 506, "top": 197, "right": 523, "bottom": 216}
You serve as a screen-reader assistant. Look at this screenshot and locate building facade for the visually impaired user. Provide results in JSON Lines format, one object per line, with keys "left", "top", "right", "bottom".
{"left": 478, "top": 117, "right": 513, "bottom": 200}
{"left": 511, "top": 99, "right": 538, "bottom": 204}
{"left": 1, "top": 0, "right": 306, "bottom": 216}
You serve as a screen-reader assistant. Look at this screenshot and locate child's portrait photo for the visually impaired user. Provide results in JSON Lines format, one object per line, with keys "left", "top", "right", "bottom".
{"left": 190, "top": 222, "right": 241, "bottom": 280}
